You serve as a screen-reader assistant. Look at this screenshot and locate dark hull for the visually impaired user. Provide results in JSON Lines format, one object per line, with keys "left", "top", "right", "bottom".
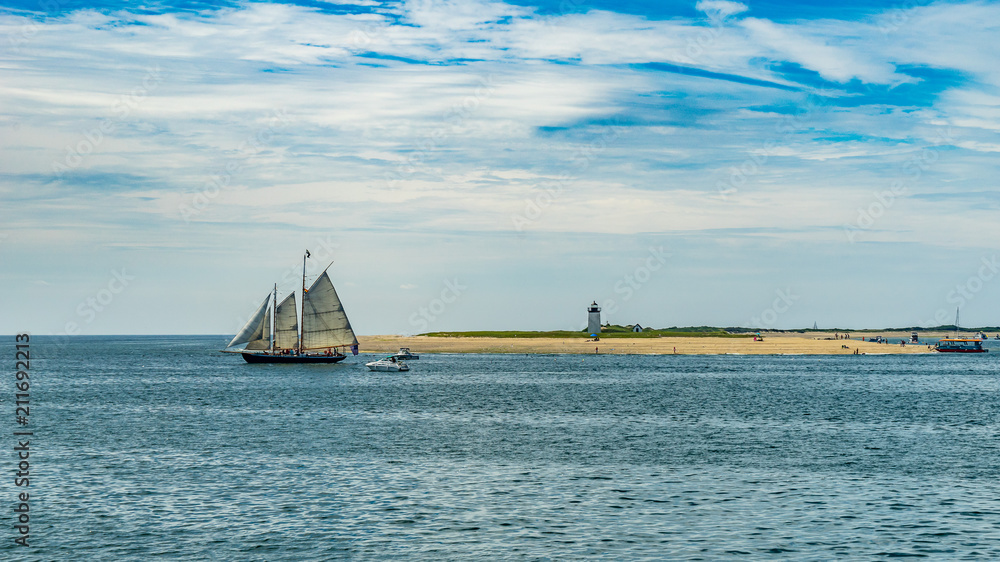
{"left": 935, "top": 349, "right": 988, "bottom": 353}
{"left": 242, "top": 353, "right": 348, "bottom": 364}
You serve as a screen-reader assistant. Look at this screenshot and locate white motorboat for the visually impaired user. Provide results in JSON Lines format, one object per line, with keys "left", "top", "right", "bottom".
{"left": 366, "top": 356, "right": 409, "bottom": 372}
{"left": 393, "top": 347, "right": 419, "bottom": 360}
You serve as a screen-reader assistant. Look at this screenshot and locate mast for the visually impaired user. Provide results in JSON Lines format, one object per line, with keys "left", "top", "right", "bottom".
{"left": 299, "top": 249, "right": 310, "bottom": 355}
{"left": 270, "top": 283, "right": 277, "bottom": 354}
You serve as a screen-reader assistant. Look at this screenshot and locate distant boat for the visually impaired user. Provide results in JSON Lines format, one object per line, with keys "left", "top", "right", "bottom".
{"left": 935, "top": 338, "right": 988, "bottom": 353}
{"left": 366, "top": 356, "right": 409, "bottom": 372}
{"left": 224, "top": 251, "right": 359, "bottom": 363}
{"left": 394, "top": 347, "right": 419, "bottom": 360}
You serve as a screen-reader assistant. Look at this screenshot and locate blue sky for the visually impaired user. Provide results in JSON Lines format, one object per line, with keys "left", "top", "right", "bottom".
{"left": 2, "top": 0, "right": 999, "bottom": 335}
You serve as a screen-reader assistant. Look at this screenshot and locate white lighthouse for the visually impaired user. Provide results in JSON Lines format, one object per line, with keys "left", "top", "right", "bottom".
{"left": 587, "top": 301, "right": 602, "bottom": 335}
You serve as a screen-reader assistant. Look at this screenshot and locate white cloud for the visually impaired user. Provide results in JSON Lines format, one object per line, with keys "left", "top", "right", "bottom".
{"left": 402, "top": 0, "right": 531, "bottom": 31}
{"left": 319, "top": 0, "right": 381, "bottom": 5}
{"left": 0, "top": 0, "right": 997, "bottom": 248}
{"left": 740, "top": 17, "right": 905, "bottom": 85}
{"left": 955, "top": 141, "right": 1000, "bottom": 153}
{"left": 695, "top": 0, "right": 749, "bottom": 20}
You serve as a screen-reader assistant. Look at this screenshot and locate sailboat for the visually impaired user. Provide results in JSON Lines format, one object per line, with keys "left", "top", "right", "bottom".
{"left": 223, "top": 251, "right": 359, "bottom": 363}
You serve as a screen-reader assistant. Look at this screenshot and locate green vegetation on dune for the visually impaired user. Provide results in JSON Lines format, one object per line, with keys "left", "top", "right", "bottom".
{"left": 419, "top": 324, "right": 1000, "bottom": 338}
{"left": 421, "top": 328, "right": 745, "bottom": 339}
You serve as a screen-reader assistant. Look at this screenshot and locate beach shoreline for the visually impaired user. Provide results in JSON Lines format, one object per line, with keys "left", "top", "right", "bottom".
{"left": 359, "top": 334, "right": 937, "bottom": 356}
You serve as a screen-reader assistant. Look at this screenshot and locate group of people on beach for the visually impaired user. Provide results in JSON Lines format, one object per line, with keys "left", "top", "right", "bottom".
{"left": 834, "top": 333, "right": 850, "bottom": 339}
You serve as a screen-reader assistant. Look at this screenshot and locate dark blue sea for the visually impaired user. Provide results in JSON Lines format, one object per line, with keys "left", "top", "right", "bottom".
{"left": 5, "top": 335, "right": 1000, "bottom": 559}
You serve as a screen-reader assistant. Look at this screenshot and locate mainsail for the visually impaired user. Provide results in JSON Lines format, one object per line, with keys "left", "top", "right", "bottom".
{"left": 274, "top": 292, "right": 299, "bottom": 350}
{"left": 301, "top": 270, "right": 358, "bottom": 349}
{"left": 227, "top": 294, "right": 270, "bottom": 348}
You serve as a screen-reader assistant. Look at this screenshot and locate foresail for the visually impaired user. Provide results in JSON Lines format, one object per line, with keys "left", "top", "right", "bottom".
{"left": 227, "top": 294, "right": 271, "bottom": 348}
{"left": 302, "top": 271, "right": 358, "bottom": 349}
{"left": 245, "top": 307, "right": 271, "bottom": 350}
{"left": 274, "top": 292, "right": 299, "bottom": 350}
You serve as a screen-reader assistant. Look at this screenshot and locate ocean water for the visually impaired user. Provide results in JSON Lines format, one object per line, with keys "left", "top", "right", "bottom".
{"left": 5, "top": 335, "right": 1000, "bottom": 560}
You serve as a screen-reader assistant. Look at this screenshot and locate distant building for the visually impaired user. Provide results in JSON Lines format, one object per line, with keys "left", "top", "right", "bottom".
{"left": 630, "top": 324, "right": 643, "bottom": 332}
{"left": 587, "top": 301, "right": 601, "bottom": 334}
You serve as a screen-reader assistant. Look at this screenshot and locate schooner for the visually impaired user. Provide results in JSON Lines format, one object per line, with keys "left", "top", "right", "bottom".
{"left": 224, "top": 251, "right": 359, "bottom": 363}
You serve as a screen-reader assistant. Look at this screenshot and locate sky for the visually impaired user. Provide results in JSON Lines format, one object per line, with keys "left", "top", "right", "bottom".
{"left": 1, "top": 0, "right": 999, "bottom": 335}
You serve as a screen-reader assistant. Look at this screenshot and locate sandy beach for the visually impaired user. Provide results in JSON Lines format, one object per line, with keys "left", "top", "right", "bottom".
{"left": 359, "top": 334, "right": 936, "bottom": 355}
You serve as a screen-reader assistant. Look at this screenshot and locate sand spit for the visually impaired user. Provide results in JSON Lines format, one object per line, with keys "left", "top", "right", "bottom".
{"left": 359, "top": 335, "right": 934, "bottom": 356}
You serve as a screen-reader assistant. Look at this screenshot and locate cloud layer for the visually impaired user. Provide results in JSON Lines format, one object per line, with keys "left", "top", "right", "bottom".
{"left": 2, "top": 0, "right": 999, "bottom": 333}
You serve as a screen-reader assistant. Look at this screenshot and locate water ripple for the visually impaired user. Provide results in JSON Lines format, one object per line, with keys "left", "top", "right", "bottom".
{"left": 7, "top": 336, "right": 999, "bottom": 559}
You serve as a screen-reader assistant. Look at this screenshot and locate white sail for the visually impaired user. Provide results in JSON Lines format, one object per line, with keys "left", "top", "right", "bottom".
{"left": 274, "top": 292, "right": 299, "bottom": 350}
{"left": 245, "top": 307, "right": 271, "bottom": 350}
{"left": 301, "top": 270, "right": 358, "bottom": 349}
{"left": 227, "top": 294, "right": 271, "bottom": 348}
